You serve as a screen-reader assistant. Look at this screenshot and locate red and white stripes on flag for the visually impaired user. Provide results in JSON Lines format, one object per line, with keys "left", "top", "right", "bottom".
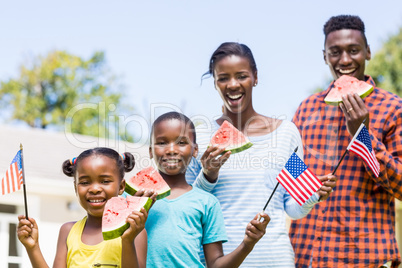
{"left": 347, "top": 123, "right": 380, "bottom": 177}
{"left": 276, "top": 152, "right": 322, "bottom": 206}
{"left": 1, "top": 150, "right": 23, "bottom": 195}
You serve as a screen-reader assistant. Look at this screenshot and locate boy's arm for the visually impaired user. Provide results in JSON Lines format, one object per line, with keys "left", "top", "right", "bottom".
{"left": 203, "top": 213, "right": 269, "bottom": 268}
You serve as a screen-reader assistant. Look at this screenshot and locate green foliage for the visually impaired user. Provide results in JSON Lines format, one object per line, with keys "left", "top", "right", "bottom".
{"left": 366, "top": 27, "right": 402, "bottom": 96}
{"left": 0, "top": 50, "right": 134, "bottom": 142}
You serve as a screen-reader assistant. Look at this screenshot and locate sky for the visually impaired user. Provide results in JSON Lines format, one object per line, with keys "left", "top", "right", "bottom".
{"left": 1, "top": 0, "right": 402, "bottom": 141}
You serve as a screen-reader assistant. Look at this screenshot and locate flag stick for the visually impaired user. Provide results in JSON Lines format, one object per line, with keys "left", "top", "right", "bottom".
{"left": 331, "top": 149, "right": 348, "bottom": 176}
{"left": 330, "top": 118, "right": 367, "bottom": 176}
{"left": 259, "top": 147, "right": 298, "bottom": 222}
{"left": 20, "top": 144, "right": 29, "bottom": 219}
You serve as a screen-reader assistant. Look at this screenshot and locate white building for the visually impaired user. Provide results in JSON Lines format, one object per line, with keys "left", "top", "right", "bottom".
{"left": 0, "top": 125, "right": 150, "bottom": 268}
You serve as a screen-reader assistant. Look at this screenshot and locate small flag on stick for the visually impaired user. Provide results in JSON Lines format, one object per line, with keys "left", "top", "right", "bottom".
{"left": 276, "top": 152, "right": 322, "bottom": 206}
{"left": 346, "top": 123, "right": 380, "bottom": 177}
{"left": 1, "top": 150, "right": 23, "bottom": 195}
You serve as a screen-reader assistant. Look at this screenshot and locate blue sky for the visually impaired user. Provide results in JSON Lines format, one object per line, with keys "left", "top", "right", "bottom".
{"left": 1, "top": 1, "right": 401, "bottom": 137}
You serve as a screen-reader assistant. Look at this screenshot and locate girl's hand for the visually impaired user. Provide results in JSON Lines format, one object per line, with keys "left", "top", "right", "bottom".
{"left": 316, "top": 174, "right": 337, "bottom": 201}
{"left": 122, "top": 208, "right": 148, "bottom": 242}
{"left": 17, "top": 215, "right": 39, "bottom": 250}
{"left": 201, "top": 145, "right": 231, "bottom": 182}
{"left": 243, "top": 212, "right": 270, "bottom": 249}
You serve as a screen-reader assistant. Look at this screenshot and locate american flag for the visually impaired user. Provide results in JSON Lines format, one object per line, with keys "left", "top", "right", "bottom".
{"left": 1, "top": 150, "right": 23, "bottom": 195}
{"left": 347, "top": 123, "right": 380, "bottom": 177}
{"left": 276, "top": 152, "right": 322, "bottom": 206}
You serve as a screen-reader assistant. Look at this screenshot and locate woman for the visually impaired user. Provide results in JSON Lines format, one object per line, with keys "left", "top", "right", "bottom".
{"left": 186, "top": 42, "right": 336, "bottom": 267}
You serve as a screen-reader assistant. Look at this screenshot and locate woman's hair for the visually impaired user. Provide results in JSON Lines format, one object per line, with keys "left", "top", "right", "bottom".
{"left": 62, "top": 147, "right": 135, "bottom": 180}
{"left": 203, "top": 42, "right": 257, "bottom": 79}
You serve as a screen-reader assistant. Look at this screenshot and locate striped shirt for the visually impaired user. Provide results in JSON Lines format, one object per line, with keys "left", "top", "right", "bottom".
{"left": 186, "top": 120, "right": 319, "bottom": 267}
{"left": 289, "top": 76, "right": 402, "bottom": 268}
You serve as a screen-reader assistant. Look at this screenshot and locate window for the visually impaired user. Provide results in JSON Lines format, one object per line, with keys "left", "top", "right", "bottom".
{"left": 0, "top": 204, "right": 23, "bottom": 268}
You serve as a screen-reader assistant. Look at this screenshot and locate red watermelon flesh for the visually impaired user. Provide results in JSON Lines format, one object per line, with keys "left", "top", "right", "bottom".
{"left": 125, "top": 167, "right": 171, "bottom": 200}
{"left": 102, "top": 196, "right": 152, "bottom": 240}
{"left": 324, "top": 75, "right": 374, "bottom": 106}
{"left": 209, "top": 120, "right": 253, "bottom": 154}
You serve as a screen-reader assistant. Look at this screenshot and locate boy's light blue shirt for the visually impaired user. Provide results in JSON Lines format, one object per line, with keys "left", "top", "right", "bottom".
{"left": 145, "top": 186, "right": 227, "bottom": 268}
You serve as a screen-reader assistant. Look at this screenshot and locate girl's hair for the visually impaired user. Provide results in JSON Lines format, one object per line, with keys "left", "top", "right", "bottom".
{"left": 203, "top": 42, "right": 258, "bottom": 79}
{"left": 62, "top": 147, "right": 135, "bottom": 180}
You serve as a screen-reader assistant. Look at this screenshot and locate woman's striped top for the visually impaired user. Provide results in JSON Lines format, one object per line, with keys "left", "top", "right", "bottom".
{"left": 186, "top": 119, "right": 319, "bottom": 267}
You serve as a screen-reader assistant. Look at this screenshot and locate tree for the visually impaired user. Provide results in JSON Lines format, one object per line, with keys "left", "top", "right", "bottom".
{"left": 0, "top": 50, "right": 134, "bottom": 142}
{"left": 366, "top": 27, "right": 402, "bottom": 96}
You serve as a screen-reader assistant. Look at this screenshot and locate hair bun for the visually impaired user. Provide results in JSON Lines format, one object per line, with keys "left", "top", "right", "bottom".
{"left": 123, "top": 152, "right": 135, "bottom": 172}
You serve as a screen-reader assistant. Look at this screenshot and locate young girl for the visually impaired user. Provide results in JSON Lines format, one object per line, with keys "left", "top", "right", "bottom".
{"left": 146, "top": 111, "right": 270, "bottom": 267}
{"left": 17, "top": 147, "right": 152, "bottom": 268}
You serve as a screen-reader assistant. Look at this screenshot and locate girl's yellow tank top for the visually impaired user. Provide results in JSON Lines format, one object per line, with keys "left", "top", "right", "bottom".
{"left": 66, "top": 216, "right": 122, "bottom": 267}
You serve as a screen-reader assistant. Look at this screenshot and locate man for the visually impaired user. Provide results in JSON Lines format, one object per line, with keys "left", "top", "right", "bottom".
{"left": 289, "top": 15, "right": 402, "bottom": 267}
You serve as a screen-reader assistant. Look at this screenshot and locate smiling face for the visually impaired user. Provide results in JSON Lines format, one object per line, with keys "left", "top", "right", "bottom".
{"left": 214, "top": 55, "right": 258, "bottom": 115}
{"left": 75, "top": 155, "right": 125, "bottom": 218}
{"left": 323, "top": 29, "right": 371, "bottom": 81}
{"left": 150, "top": 119, "right": 198, "bottom": 177}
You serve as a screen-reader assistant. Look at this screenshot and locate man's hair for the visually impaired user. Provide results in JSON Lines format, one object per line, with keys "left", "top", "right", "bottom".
{"left": 323, "top": 15, "right": 368, "bottom": 46}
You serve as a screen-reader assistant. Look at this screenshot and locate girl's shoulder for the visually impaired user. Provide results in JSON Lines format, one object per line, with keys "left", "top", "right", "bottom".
{"left": 59, "top": 221, "right": 77, "bottom": 237}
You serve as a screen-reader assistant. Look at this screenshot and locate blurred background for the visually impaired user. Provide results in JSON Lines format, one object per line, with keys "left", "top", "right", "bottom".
{"left": 0, "top": 1, "right": 401, "bottom": 267}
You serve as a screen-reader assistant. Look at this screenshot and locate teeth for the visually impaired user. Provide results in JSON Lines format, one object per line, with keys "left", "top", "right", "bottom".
{"left": 339, "top": 69, "right": 355, "bottom": 74}
{"left": 89, "top": 199, "right": 104, "bottom": 203}
{"left": 227, "top": 94, "right": 242, "bottom": 100}
{"left": 165, "top": 159, "right": 179, "bottom": 163}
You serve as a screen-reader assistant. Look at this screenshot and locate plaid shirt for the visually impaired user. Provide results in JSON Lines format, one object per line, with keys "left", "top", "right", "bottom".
{"left": 289, "top": 76, "right": 402, "bottom": 268}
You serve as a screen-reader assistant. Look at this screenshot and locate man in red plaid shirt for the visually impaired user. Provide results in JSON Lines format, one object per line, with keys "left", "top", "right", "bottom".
{"left": 289, "top": 15, "right": 402, "bottom": 267}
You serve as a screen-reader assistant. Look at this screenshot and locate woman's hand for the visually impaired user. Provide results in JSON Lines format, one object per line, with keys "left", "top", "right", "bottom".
{"left": 200, "top": 145, "right": 231, "bottom": 182}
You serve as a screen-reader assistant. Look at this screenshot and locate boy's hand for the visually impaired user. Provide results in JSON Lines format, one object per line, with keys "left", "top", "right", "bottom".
{"left": 17, "top": 215, "right": 39, "bottom": 249}
{"left": 317, "top": 174, "right": 337, "bottom": 201}
{"left": 134, "top": 189, "right": 158, "bottom": 208}
{"left": 201, "top": 145, "right": 231, "bottom": 182}
{"left": 243, "top": 212, "right": 270, "bottom": 249}
{"left": 122, "top": 208, "right": 148, "bottom": 242}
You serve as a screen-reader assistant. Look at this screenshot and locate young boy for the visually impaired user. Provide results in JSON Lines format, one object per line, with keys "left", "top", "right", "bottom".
{"left": 146, "top": 111, "right": 270, "bottom": 267}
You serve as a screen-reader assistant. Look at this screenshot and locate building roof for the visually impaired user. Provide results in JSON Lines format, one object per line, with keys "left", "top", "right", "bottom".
{"left": 0, "top": 125, "right": 151, "bottom": 184}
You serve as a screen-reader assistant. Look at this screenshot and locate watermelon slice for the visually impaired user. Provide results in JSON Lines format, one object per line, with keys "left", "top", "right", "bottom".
{"left": 209, "top": 120, "right": 253, "bottom": 154}
{"left": 102, "top": 196, "right": 152, "bottom": 240}
{"left": 324, "top": 75, "right": 374, "bottom": 106}
{"left": 125, "top": 167, "right": 171, "bottom": 200}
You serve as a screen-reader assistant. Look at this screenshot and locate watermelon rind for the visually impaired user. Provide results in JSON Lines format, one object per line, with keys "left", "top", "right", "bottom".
{"left": 208, "top": 121, "right": 253, "bottom": 154}
{"left": 223, "top": 141, "right": 253, "bottom": 154}
{"left": 102, "top": 197, "right": 152, "bottom": 240}
{"left": 125, "top": 167, "right": 171, "bottom": 200}
{"left": 125, "top": 183, "right": 171, "bottom": 200}
{"left": 127, "top": 196, "right": 153, "bottom": 212}
{"left": 324, "top": 76, "right": 374, "bottom": 106}
{"left": 102, "top": 221, "right": 130, "bottom": 241}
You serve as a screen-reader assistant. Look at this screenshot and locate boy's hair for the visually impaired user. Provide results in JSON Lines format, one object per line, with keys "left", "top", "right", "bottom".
{"left": 62, "top": 147, "right": 135, "bottom": 180}
{"left": 323, "top": 15, "right": 368, "bottom": 46}
{"left": 150, "top": 112, "right": 196, "bottom": 143}
{"left": 204, "top": 42, "right": 257, "bottom": 79}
